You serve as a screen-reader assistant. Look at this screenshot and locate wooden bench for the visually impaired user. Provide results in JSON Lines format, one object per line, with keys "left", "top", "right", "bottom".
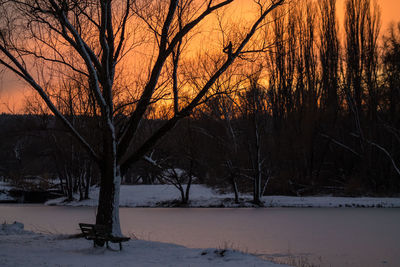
{"left": 79, "top": 223, "right": 130, "bottom": 250}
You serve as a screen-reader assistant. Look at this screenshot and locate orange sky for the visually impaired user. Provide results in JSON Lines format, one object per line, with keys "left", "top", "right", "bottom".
{"left": 337, "top": 0, "right": 399, "bottom": 30}
{"left": 1, "top": 0, "right": 399, "bottom": 113}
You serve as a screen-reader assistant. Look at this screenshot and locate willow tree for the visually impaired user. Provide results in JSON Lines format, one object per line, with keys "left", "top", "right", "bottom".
{"left": 0, "top": 0, "right": 285, "bottom": 237}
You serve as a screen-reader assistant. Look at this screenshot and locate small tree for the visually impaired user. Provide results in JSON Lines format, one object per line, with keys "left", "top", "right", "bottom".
{"left": 239, "top": 77, "right": 271, "bottom": 205}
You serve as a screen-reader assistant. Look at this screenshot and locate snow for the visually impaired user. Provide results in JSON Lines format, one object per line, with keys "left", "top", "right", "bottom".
{"left": 0, "top": 192, "right": 14, "bottom": 201}
{"left": 112, "top": 173, "right": 122, "bottom": 237}
{"left": 46, "top": 184, "right": 226, "bottom": 207}
{"left": 0, "top": 222, "right": 28, "bottom": 235}
{"left": 0, "top": 182, "right": 15, "bottom": 202}
{"left": 0, "top": 222, "right": 287, "bottom": 267}
{"left": 263, "top": 195, "right": 400, "bottom": 208}
{"left": 163, "top": 168, "right": 186, "bottom": 178}
{"left": 0, "top": 181, "right": 14, "bottom": 191}
{"left": 46, "top": 184, "right": 400, "bottom": 208}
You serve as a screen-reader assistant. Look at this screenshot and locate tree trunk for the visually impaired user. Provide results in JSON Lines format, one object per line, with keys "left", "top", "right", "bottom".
{"left": 96, "top": 163, "right": 122, "bottom": 237}
{"left": 66, "top": 173, "right": 73, "bottom": 201}
{"left": 253, "top": 114, "right": 262, "bottom": 206}
{"left": 184, "top": 174, "right": 193, "bottom": 204}
{"left": 179, "top": 185, "right": 186, "bottom": 204}
{"left": 84, "top": 168, "right": 91, "bottom": 200}
{"left": 95, "top": 131, "right": 122, "bottom": 238}
{"left": 231, "top": 175, "right": 239, "bottom": 204}
{"left": 78, "top": 172, "right": 84, "bottom": 201}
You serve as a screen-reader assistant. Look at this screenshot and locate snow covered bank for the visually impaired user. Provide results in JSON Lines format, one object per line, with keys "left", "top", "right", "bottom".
{"left": 264, "top": 195, "right": 400, "bottom": 208}
{"left": 0, "top": 192, "right": 14, "bottom": 202}
{"left": 0, "top": 222, "right": 286, "bottom": 267}
{"left": 46, "top": 184, "right": 228, "bottom": 207}
{"left": 0, "top": 182, "right": 15, "bottom": 202}
{"left": 45, "top": 184, "right": 400, "bottom": 208}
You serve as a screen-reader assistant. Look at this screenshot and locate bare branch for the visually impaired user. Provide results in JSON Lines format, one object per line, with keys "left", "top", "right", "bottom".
{"left": 320, "top": 133, "right": 361, "bottom": 157}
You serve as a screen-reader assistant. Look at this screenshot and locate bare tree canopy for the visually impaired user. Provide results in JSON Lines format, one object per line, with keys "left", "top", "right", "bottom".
{"left": 0, "top": 0, "right": 286, "bottom": 237}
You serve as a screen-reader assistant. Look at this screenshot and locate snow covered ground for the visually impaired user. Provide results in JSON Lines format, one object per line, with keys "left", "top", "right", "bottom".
{"left": 45, "top": 184, "right": 400, "bottom": 208}
{"left": 0, "top": 193, "right": 14, "bottom": 202}
{"left": 0, "top": 222, "right": 287, "bottom": 267}
{"left": 0, "top": 181, "right": 14, "bottom": 191}
{"left": 0, "top": 182, "right": 15, "bottom": 202}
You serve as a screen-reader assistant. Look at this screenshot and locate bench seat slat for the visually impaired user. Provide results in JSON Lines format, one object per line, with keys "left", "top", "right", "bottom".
{"left": 79, "top": 223, "right": 130, "bottom": 250}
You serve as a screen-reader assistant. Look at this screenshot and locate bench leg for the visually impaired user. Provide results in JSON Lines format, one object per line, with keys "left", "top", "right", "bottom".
{"left": 119, "top": 242, "right": 122, "bottom": 251}
{"left": 106, "top": 241, "right": 110, "bottom": 249}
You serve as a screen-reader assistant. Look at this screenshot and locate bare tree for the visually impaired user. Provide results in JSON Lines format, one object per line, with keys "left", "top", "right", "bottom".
{"left": 318, "top": 0, "right": 339, "bottom": 119}
{"left": 238, "top": 76, "right": 271, "bottom": 205}
{"left": 344, "top": 0, "right": 368, "bottom": 117}
{"left": 0, "top": 0, "right": 286, "bottom": 237}
{"left": 344, "top": 0, "right": 380, "bottom": 119}
{"left": 383, "top": 22, "right": 400, "bottom": 124}
{"left": 161, "top": 165, "right": 195, "bottom": 205}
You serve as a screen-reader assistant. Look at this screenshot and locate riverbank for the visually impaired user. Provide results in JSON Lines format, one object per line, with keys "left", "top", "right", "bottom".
{"left": 2, "top": 206, "right": 400, "bottom": 266}
{"left": 0, "top": 222, "right": 286, "bottom": 267}
{"left": 45, "top": 184, "right": 400, "bottom": 208}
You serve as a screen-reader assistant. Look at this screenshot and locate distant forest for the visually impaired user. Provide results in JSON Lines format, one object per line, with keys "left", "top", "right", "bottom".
{"left": 1, "top": 0, "right": 400, "bottom": 198}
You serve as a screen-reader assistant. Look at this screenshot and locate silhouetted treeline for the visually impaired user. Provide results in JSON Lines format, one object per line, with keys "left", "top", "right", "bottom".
{"left": 182, "top": 0, "right": 400, "bottom": 196}
{"left": 1, "top": 0, "right": 400, "bottom": 198}
{"left": 0, "top": 114, "right": 97, "bottom": 199}
{"left": 157, "top": 0, "right": 400, "bottom": 197}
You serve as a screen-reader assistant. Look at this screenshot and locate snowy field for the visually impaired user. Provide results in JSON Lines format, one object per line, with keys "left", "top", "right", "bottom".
{"left": 0, "top": 222, "right": 286, "bottom": 267}
{"left": 45, "top": 184, "right": 400, "bottom": 208}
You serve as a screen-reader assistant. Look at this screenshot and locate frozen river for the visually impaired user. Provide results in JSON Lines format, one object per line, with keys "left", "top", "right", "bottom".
{"left": 1, "top": 205, "right": 399, "bottom": 267}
